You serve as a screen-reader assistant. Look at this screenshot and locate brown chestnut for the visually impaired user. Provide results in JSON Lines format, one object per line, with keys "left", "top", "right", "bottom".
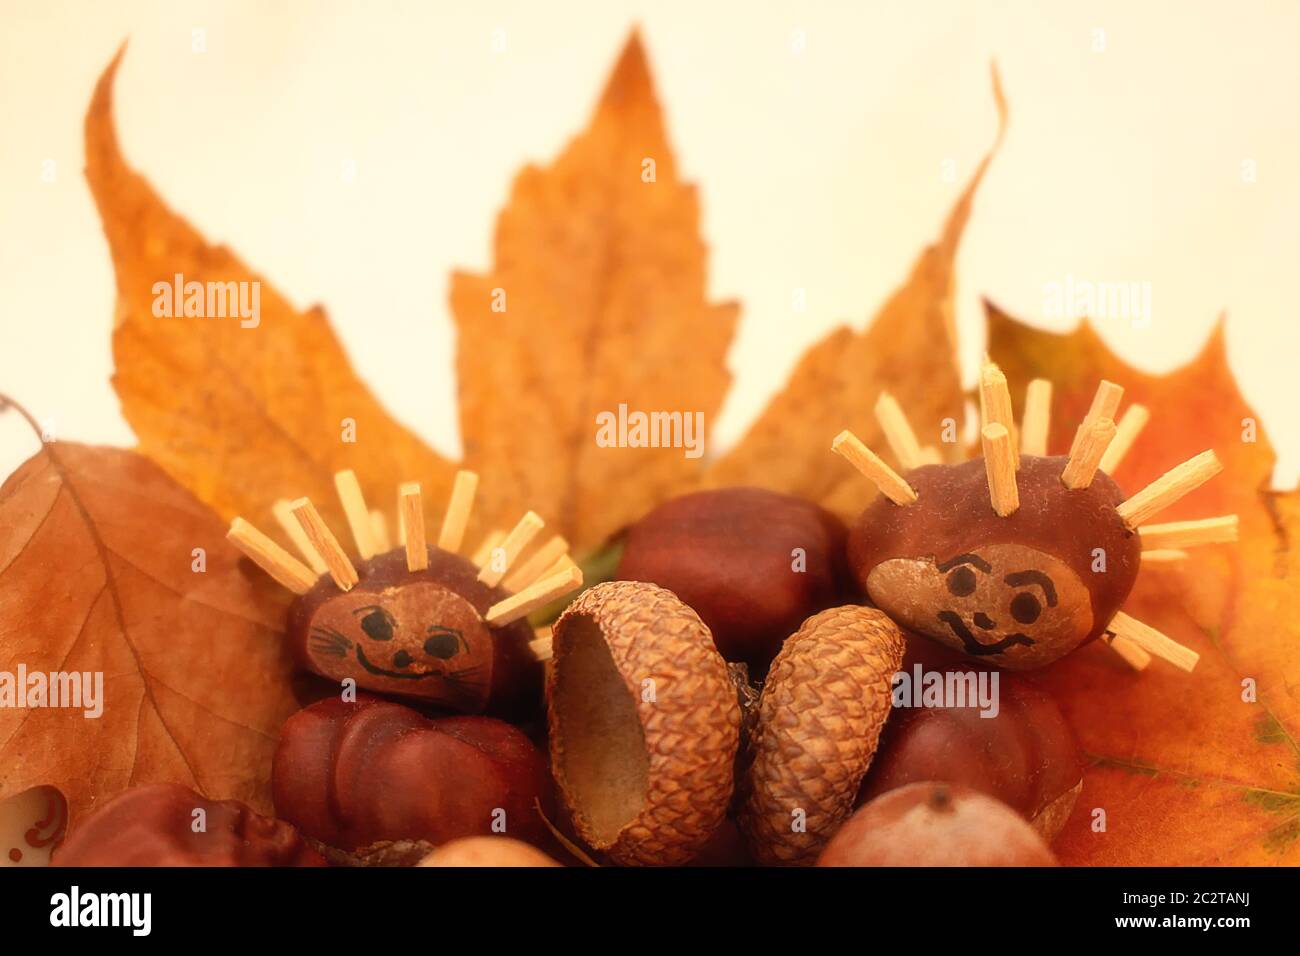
{"left": 818, "top": 781, "right": 1057, "bottom": 866}
{"left": 273, "top": 695, "right": 553, "bottom": 859}
{"left": 286, "top": 549, "right": 541, "bottom": 716}
{"left": 52, "top": 784, "right": 324, "bottom": 867}
{"left": 860, "top": 669, "right": 1083, "bottom": 840}
{"left": 616, "top": 487, "right": 849, "bottom": 670}
{"left": 847, "top": 456, "right": 1141, "bottom": 669}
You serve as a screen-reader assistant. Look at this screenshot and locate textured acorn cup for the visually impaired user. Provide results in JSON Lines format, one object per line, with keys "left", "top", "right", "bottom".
{"left": 737, "top": 605, "right": 905, "bottom": 866}
{"left": 547, "top": 581, "right": 741, "bottom": 866}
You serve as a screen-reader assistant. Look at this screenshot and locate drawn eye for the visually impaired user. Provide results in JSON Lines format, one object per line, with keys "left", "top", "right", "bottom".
{"left": 1010, "top": 592, "right": 1041, "bottom": 625}
{"left": 424, "top": 632, "right": 460, "bottom": 659}
{"left": 360, "top": 609, "right": 393, "bottom": 641}
{"left": 945, "top": 566, "right": 977, "bottom": 597}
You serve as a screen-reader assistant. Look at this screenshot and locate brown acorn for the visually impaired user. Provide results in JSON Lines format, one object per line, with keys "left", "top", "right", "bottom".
{"left": 737, "top": 605, "right": 904, "bottom": 865}
{"left": 547, "top": 581, "right": 740, "bottom": 866}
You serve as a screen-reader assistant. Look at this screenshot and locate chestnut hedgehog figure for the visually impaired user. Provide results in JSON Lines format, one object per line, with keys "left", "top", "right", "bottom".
{"left": 832, "top": 364, "right": 1236, "bottom": 671}
{"left": 226, "top": 469, "right": 582, "bottom": 714}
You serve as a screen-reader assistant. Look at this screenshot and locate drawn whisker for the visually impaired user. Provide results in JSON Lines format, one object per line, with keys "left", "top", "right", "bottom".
{"left": 310, "top": 626, "right": 352, "bottom": 648}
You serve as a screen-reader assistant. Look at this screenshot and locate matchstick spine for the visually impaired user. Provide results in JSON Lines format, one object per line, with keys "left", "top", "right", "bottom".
{"left": 1107, "top": 610, "right": 1199, "bottom": 672}
{"left": 437, "top": 469, "right": 479, "bottom": 553}
{"left": 477, "top": 511, "right": 545, "bottom": 587}
{"left": 981, "top": 423, "right": 1019, "bottom": 517}
{"left": 1115, "top": 450, "right": 1223, "bottom": 528}
{"left": 1019, "top": 378, "right": 1052, "bottom": 457}
{"left": 272, "top": 498, "right": 328, "bottom": 575}
{"left": 291, "top": 497, "right": 358, "bottom": 591}
{"left": 334, "top": 469, "right": 376, "bottom": 561}
{"left": 1139, "top": 514, "right": 1238, "bottom": 550}
{"left": 485, "top": 565, "right": 584, "bottom": 626}
{"left": 470, "top": 529, "right": 506, "bottom": 568}
{"left": 1103, "top": 634, "right": 1152, "bottom": 671}
{"left": 1070, "top": 380, "right": 1124, "bottom": 458}
{"left": 874, "top": 392, "right": 924, "bottom": 472}
{"left": 1061, "top": 417, "right": 1117, "bottom": 489}
{"left": 980, "top": 363, "right": 1018, "bottom": 463}
{"left": 400, "top": 482, "right": 428, "bottom": 572}
{"left": 831, "top": 429, "right": 918, "bottom": 506}
{"left": 227, "top": 517, "right": 318, "bottom": 595}
{"left": 1098, "top": 403, "right": 1149, "bottom": 474}
{"left": 502, "top": 534, "right": 570, "bottom": 593}
{"left": 369, "top": 509, "right": 391, "bottom": 553}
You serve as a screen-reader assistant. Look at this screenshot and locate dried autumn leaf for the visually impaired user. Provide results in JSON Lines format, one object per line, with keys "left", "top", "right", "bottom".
{"left": 0, "top": 427, "right": 298, "bottom": 821}
{"left": 707, "top": 67, "right": 1007, "bottom": 521}
{"left": 450, "top": 33, "right": 738, "bottom": 554}
{"left": 87, "top": 47, "right": 455, "bottom": 542}
{"left": 986, "top": 303, "right": 1300, "bottom": 864}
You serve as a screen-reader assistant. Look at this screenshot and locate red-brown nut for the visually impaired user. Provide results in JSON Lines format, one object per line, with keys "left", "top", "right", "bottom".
{"left": 617, "top": 487, "right": 849, "bottom": 671}
{"left": 818, "top": 781, "right": 1058, "bottom": 866}
{"left": 52, "top": 783, "right": 325, "bottom": 867}
{"left": 286, "top": 549, "right": 542, "bottom": 717}
{"left": 847, "top": 456, "right": 1141, "bottom": 669}
{"left": 273, "top": 695, "right": 552, "bottom": 858}
{"left": 859, "top": 669, "right": 1083, "bottom": 840}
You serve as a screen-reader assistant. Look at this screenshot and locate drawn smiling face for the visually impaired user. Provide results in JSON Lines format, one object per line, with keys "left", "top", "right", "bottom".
{"left": 865, "top": 542, "right": 1094, "bottom": 669}
{"left": 302, "top": 581, "right": 495, "bottom": 710}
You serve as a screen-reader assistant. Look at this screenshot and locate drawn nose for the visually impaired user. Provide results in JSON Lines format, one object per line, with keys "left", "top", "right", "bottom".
{"left": 973, "top": 612, "right": 996, "bottom": 631}
{"left": 392, "top": 650, "right": 413, "bottom": 668}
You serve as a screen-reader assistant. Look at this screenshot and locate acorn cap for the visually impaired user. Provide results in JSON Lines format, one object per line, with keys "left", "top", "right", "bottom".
{"left": 738, "top": 605, "right": 905, "bottom": 865}
{"left": 547, "top": 581, "right": 740, "bottom": 866}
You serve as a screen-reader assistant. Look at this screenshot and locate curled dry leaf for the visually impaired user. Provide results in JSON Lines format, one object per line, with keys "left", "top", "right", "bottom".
{"left": 986, "top": 303, "right": 1300, "bottom": 864}
{"left": 706, "top": 66, "right": 1007, "bottom": 521}
{"left": 450, "top": 34, "right": 738, "bottom": 554}
{"left": 0, "top": 426, "right": 299, "bottom": 822}
{"left": 87, "top": 47, "right": 455, "bottom": 542}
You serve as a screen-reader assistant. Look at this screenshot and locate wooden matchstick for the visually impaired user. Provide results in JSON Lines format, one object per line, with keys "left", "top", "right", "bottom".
{"left": 1107, "top": 610, "right": 1199, "bottom": 672}
{"left": 980, "top": 363, "right": 1018, "bottom": 463}
{"left": 918, "top": 446, "right": 943, "bottom": 466}
{"left": 981, "top": 423, "right": 1019, "bottom": 517}
{"left": 477, "top": 511, "right": 545, "bottom": 587}
{"left": 1140, "top": 549, "right": 1189, "bottom": 564}
{"left": 272, "top": 498, "right": 328, "bottom": 575}
{"left": 227, "top": 517, "right": 319, "bottom": 595}
{"left": 874, "top": 392, "right": 924, "bottom": 472}
{"left": 437, "top": 469, "right": 479, "bottom": 554}
{"left": 486, "top": 565, "right": 584, "bottom": 626}
{"left": 831, "top": 430, "right": 918, "bottom": 505}
{"left": 399, "top": 482, "right": 428, "bottom": 572}
{"left": 1139, "top": 514, "right": 1238, "bottom": 550}
{"left": 1069, "top": 380, "right": 1124, "bottom": 458}
{"left": 529, "top": 633, "right": 554, "bottom": 662}
{"left": 334, "top": 470, "right": 376, "bottom": 561}
{"left": 502, "top": 535, "right": 570, "bottom": 592}
{"left": 1103, "top": 634, "right": 1152, "bottom": 671}
{"left": 470, "top": 529, "right": 506, "bottom": 568}
{"left": 291, "top": 497, "right": 358, "bottom": 591}
{"left": 1061, "top": 417, "right": 1117, "bottom": 489}
{"left": 369, "top": 509, "right": 391, "bottom": 553}
{"left": 1115, "top": 450, "right": 1223, "bottom": 528}
{"left": 1019, "top": 378, "right": 1052, "bottom": 457}
{"left": 1098, "top": 403, "right": 1149, "bottom": 475}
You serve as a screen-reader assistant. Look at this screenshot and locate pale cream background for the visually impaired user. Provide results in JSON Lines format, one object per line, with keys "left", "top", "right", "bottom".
{"left": 1, "top": 0, "right": 1297, "bottom": 487}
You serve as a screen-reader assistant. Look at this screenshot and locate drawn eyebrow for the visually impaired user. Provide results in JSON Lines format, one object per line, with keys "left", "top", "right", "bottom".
{"left": 936, "top": 553, "right": 992, "bottom": 573}
{"left": 351, "top": 605, "right": 391, "bottom": 618}
{"left": 1004, "top": 570, "right": 1058, "bottom": 606}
